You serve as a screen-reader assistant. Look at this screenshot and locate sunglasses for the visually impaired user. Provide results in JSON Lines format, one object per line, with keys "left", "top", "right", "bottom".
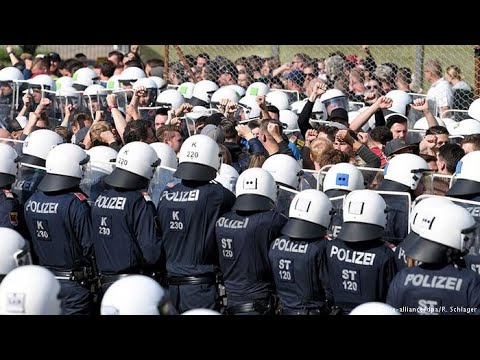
{"left": 366, "top": 85, "right": 379, "bottom": 90}
{"left": 304, "top": 73, "right": 315, "bottom": 79}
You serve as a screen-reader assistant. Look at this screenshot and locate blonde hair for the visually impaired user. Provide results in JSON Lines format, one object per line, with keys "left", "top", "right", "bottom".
{"left": 89, "top": 121, "right": 112, "bottom": 144}
{"left": 309, "top": 138, "right": 334, "bottom": 165}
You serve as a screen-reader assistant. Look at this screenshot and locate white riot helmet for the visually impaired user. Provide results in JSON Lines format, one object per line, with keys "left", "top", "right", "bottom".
{"left": 149, "top": 76, "right": 167, "bottom": 91}
{"left": 37, "top": 143, "right": 90, "bottom": 192}
{"left": 266, "top": 91, "right": 290, "bottom": 110}
{"left": 106, "top": 75, "right": 121, "bottom": 90}
{"left": 177, "top": 82, "right": 195, "bottom": 99}
{"left": 119, "top": 67, "right": 146, "bottom": 85}
{"left": 279, "top": 110, "right": 300, "bottom": 134}
{"left": 246, "top": 82, "right": 269, "bottom": 97}
{"left": 86, "top": 145, "right": 118, "bottom": 174}
{"left": 175, "top": 134, "right": 221, "bottom": 181}
{"left": 410, "top": 196, "right": 454, "bottom": 234}
{"left": 312, "top": 100, "right": 328, "bottom": 121}
{"left": 467, "top": 98, "right": 480, "bottom": 121}
{"left": 149, "top": 142, "right": 178, "bottom": 169}
{"left": 182, "top": 308, "right": 221, "bottom": 315}
{"left": 382, "top": 153, "right": 429, "bottom": 191}
{"left": 448, "top": 119, "right": 480, "bottom": 136}
{"left": 238, "top": 95, "right": 261, "bottom": 119}
{"left": 156, "top": 89, "right": 185, "bottom": 111}
{"left": 233, "top": 167, "right": 277, "bottom": 211}
{"left": 29, "top": 74, "right": 56, "bottom": 91}
{"left": 55, "top": 76, "right": 74, "bottom": 91}
{"left": 0, "top": 67, "right": 24, "bottom": 81}
{"left": 385, "top": 90, "right": 412, "bottom": 116}
{"left": 262, "top": 154, "right": 303, "bottom": 190}
{"left": 402, "top": 202, "right": 476, "bottom": 263}
{"left": 413, "top": 116, "right": 445, "bottom": 130}
{"left": 323, "top": 163, "right": 365, "bottom": 198}
{"left": 350, "top": 302, "right": 401, "bottom": 315}
{"left": 0, "top": 228, "right": 32, "bottom": 278}
{"left": 214, "top": 163, "right": 239, "bottom": 194}
{"left": 446, "top": 151, "right": 480, "bottom": 197}
{"left": 290, "top": 100, "right": 306, "bottom": 114}
{"left": 339, "top": 189, "right": 387, "bottom": 242}
{"left": 281, "top": 189, "right": 332, "bottom": 239}
{"left": 101, "top": 275, "right": 174, "bottom": 315}
{"left": 0, "top": 143, "right": 19, "bottom": 187}
{"left": 133, "top": 77, "right": 158, "bottom": 91}
{"left": 0, "top": 265, "right": 61, "bottom": 315}
{"left": 104, "top": 141, "right": 159, "bottom": 190}
{"left": 83, "top": 84, "right": 109, "bottom": 96}
{"left": 72, "top": 67, "right": 98, "bottom": 90}
{"left": 21, "top": 129, "right": 64, "bottom": 167}
{"left": 56, "top": 85, "right": 80, "bottom": 97}
{"left": 190, "top": 80, "right": 218, "bottom": 105}
{"left": 210, "top": 87, "right": 240, "bottom": 106}
{"left": 319, "top": 89, "right": 349, "bottom": 115}
{"left": 225, "top": 84, "right": 246, "bottom": 98}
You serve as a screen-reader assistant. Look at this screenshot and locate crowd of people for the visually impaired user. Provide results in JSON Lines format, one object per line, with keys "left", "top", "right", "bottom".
{"left": 0, "top": 44, "right": 479, "bottom": 315}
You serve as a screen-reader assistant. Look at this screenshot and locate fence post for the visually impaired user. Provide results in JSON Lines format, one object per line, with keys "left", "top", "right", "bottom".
{"left": 414, "top": 45, "right": 424, "bottom": 92}
{"left": 474, "top": 46, "right": 480, "bottom": 98}
{"left": 164, "top": 45, "right": 170, "bottom": 82}
{"left": 272, "top": 45, "right": 280, "bottom": 62}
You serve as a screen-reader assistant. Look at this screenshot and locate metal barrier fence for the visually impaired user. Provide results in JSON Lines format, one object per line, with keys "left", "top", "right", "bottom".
{"left": 150, "top": 44, "right": 479, "bottom": 110}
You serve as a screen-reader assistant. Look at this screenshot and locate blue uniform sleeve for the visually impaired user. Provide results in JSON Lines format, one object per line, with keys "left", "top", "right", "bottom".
{"left": 133, "top": 197, "right": 162, "bottom": 266}
{"left": 468, "top": 274, "right": 480, "bottom": 314}
{"left": 319, "top": 242, "right": 334, "bottom": 304}
{"left": 220, "top": 187, "right": 236, "bottom": 215}
{"left": 379, "top": 252, "right": 398, "bottom": 302}
{"left": 386, "top": 271, "right": 403, "bottom": 309}
{"left": 69, "top": 198, "right": 94, "bottom": 259}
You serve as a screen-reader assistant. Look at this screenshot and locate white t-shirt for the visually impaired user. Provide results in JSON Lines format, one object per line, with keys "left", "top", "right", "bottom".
{"left": 427, "top": 77, "right": 453, "bottom": 116}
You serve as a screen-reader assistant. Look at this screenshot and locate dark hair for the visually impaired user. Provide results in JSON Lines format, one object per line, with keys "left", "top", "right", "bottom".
{"left": 100, "top": 60, "right": 116, "bottom": 78}
{"left": 385, "top": 115, "right": 408, "bottom": 129}
{"left": 146, "top": 58, "right": 164, "bottom": 68}
{"left": 438, "top": 143, "right": 465, "bottom": 174}
{"left": 369, "top": 126, "right": 393, "bottom": 145}
{"left": 123, "top": 119, "right": 152, "bottom": 144}
{"left": 156, "top": 124, "right": 182, "bottom": 143}
{"left": 426, "top": 125, "right": 449, "bottom": 136}
{"left": 108, "top": 50, "right": 124, "bottom": 62}
{"left": 197, "top": 52, "right": 210, "bottom": 61}
{"left": 247, "top": 119, "right": 260, "bottom": 130}
{"left": 461, "top": 134, "right": 480, "bottom": 150}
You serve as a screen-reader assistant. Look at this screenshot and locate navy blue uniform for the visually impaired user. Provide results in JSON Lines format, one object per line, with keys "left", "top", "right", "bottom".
{"left": 276, "top": 189, "right": 296, "bottom": 217}
{"left": 0, "top": 189, "right": 29, "bottom": 240}
{"left": 24, "top": 191, "right": 95, "bottom": 315}
{"left": 392, "top": 242, "right": 409, "bottom": 271}
{"left": 327, "top": 197, "right": 344, "bottom": 240}
{"left": 326, "top": 238, "right": 397, "bottom": 314}
{"left": 91, "top": 188, "right": 163, "bottom": 283}
{"left": 157, "top": 181, "right": 236, "bottom": 313}
{"left": 216, "top": 209, "right": 286, "bottom": 314}
{"left": 387, "top": 263, "right": 480, "bottom": 315}
{"left": 269, "top": 236, "right": 331, "bottom": 315}
{"left": 378, "top": 193, "right": 409, "bottom": 245}
{"left": 12, "top": 167, "right": 46, "bottom": 205}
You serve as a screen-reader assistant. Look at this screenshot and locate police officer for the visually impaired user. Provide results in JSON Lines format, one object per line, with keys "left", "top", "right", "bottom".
{"left": 445, "top": 151, "right": 480, "bottom": 275}
{"left": 0, "top": 228, "right": 32, "bottom": 283}
{"left": 262, "top": 154, "right": 303, "bottom": 216}
{"left": 446, "top": 151, "right": 480, "bottom": 202}
{"left": 82, "top": 145, "right": 118, "bottom": 203}
{"left": 0, "top": 143, "right": 29, "bottom": 239}
{"left": 11, "top": 129, "right": 64, "bottom": 204}
{"left": 24, "top": 143, "right": 96, "bottom": 315}
{"left": 326, "top": 190, "right": 397, "bottom": 314}
{"left": 91, "top": 141, "right": 163, "bottom": 293}
{"left": 376, "top": 153, "right": 430, "bottom": 245}
{"left": 322, "top": 162, "right": 365, "bottom": 240}
{"left": 393, "top": 196, "right": 453, "bottom": 271}
{"left": 387, "top": 200, "right": 480, "bottom": 315}
{"left": 157, "top": 134, "right": 236, "bottom": 314}
{"left": 216, "top": 168, "right": 286, "bottom": 315}
{"left": 269, "top": 189, "right": 333, "bottom": 315}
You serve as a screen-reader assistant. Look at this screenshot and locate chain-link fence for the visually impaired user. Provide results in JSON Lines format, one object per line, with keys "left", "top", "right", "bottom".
{"left": 149, "top": 45, "right": 479, "bottom": 116}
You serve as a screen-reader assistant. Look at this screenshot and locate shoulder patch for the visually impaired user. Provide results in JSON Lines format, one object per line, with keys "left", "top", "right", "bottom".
{"left": 3, "top": 189, "right": 14, "bottom": 199}
{"left": 73, "top": 192, "right": 88, "bottom": 202}
{"left": 142, "top": 191, "right": 152, "bottom": 202}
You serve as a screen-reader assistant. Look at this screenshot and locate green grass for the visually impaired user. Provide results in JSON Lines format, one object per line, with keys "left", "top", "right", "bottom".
{"left": 144, "top": 45, "right": 476, "bottom": 91}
